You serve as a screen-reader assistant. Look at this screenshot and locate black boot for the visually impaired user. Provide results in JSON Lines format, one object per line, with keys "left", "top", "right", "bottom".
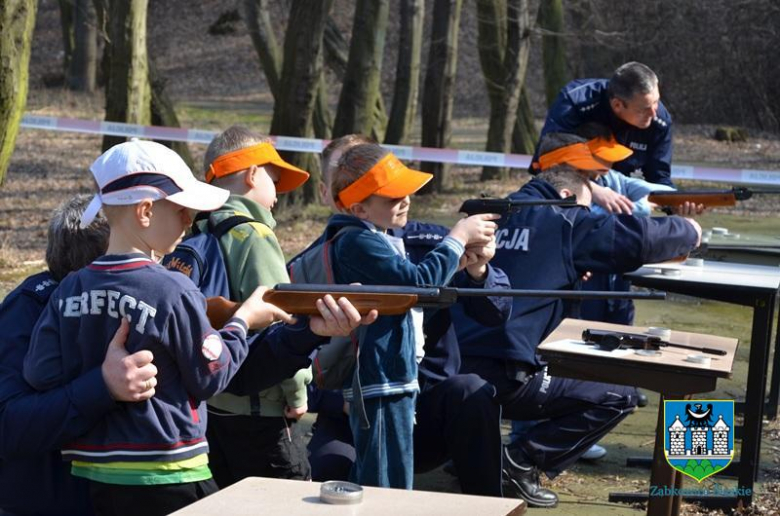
{"left": 636, "top": 388, "right": 649, "bottom": 408}
{"left": 502, "top": 446, "right": 558, "bottom": 508}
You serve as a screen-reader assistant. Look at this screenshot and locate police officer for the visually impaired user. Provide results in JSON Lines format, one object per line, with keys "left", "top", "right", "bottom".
{"left": 532, "top": 62, "right": 674, "bottom": 187}
{"left": 454, "top": 168, "right": 701, "bottom": 508}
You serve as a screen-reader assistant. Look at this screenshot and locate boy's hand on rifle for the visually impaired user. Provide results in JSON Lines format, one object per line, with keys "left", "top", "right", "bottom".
{"left": 591, "top": 183, "right": 633, "bottom": 214}
{"left": 463, "top": 239, "right": 496, "bottom": 281}
{"left": 308, "top": 295, "right": 379, "bottom": 337}
{"left": 449, "top": 213, "right": 499, "bottom": 248}
{"left": 673, "top": 201, "right": 706, "bottom": 217}
{"left": 235, "top": 286, "right": 296, "bottom": 329}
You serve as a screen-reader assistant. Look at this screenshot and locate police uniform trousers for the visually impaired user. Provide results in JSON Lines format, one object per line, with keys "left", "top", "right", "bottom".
{"left": 461, "top": 356, "right": 638, "bottom": 478}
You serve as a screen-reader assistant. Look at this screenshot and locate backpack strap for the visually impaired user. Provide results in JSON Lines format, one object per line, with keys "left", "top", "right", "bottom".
{"left": 190, "top": 212, "right": 260, "bottom": 238}
{"left": 209, "top": 215, "right": 258, "bottom": 239}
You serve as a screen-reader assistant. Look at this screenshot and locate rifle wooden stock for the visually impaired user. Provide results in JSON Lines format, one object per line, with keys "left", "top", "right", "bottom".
{"left": 205, "top": 291, "right": 418, "bottom": 326}
{"left": 647, "top": 191, "right": 737, "bottom": 208}
{"left": 262, "top": 289, "right": 418, "bottom": 316}
{"left": 206, "top": 296, "right": 241, "bottom": 328}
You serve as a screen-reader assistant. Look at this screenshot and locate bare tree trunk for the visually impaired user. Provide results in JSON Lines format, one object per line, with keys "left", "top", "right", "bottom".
{"left": 270, "top": 0, "right": 333, "bottom": 205}
{"left": 102, "top": 0, "right": 151, "bottom": 151}
{"left": 0, "top": 0, "right": 37, "bottom": 185}
{"left": 68, "top": 0, "right": 97, "bottom": 92}
{"left": 385, "top": 0, "right": 424, "bottom": 145}
{"left": 539, "top": 0, "right": 566, "bottom": 107}
{"left": 58, "top": 0, "right": 75, "bottom": 80}
{"left": 333, "top": 0, "right": 390, "bottom": 138}
{"left": 312, "top": 77, "right": 332, "bottom": 139}
{"left": 478, "top": 0, "right": 532, "bottom": 181}
{"left": 324, "top": 17, "right": 387, "bottom": 142}
{"left": 511, "top": 85, "right": 537, "bottom": 154}
{"left": 420, "top": 0, "right": 463, "bottom": 194}
{"left": 149, "top": 59, "right": 194, "bottom": 170}
{"left": 242, "top": 0, "right": 281, "bottom": 96}
{"left": 243, "top": 0, "right": 331, "bottom": 138}
{"left": 93, "top": 0, "right": 110, "bottom": 87}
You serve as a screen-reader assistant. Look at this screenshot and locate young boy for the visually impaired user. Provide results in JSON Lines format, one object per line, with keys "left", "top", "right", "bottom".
{"left": 22, "top": 140, "right": 293, "bottom": 516}
{"left": 323, "top": 142, "right": 498, "bottom": 489}
{"left": 302, "top": 134, "right": 508, "bottom": 496}
{"left": 198, "top": 125, "right": 313, "bottom": 485}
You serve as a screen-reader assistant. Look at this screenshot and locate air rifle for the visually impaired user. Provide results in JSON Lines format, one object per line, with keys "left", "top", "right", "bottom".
{"left": 459, "top": 195, "right": 578, "bottom": 219}
{"left": 648, "top": 187, "right": 780, "bottom": 212}
{"left": 582, "top": 329, "right": 726, "bottom": 356}
{"left": 206, "top": 284, "right": 666, "bottom": 327}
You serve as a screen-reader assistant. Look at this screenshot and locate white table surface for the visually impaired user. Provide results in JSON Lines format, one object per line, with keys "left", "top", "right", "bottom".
{"left": 628, "top": 259, "right": 780, "bottom": 290}
{"left": 170, "top": 477, "right": 526, "bottom": 516}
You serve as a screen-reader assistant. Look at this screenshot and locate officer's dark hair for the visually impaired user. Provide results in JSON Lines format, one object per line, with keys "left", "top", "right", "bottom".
{"left": 537, "top": 166, "right": 592, "bottom": 196}
{"left": 538, "top": 132, "right": 587, "bottom": 155}
{"left": 46, "top": 194, "right": 110, "bottom": 281}
{"left": 608, "top": 62, "right": 658, "bottom": 102}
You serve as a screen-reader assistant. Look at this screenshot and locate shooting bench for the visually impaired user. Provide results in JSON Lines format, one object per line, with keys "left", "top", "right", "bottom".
{"left": 538, "top": 318, "right": 738, "bottom": 516}
{"left": 626, "top": 259, "right": 780, "bottom": 509}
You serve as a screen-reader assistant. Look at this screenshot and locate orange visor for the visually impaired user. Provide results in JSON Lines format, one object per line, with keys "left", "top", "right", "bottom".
{"left": 587, "top": 137, "right": 633, "bottom": 163}
{"left": 337, "top": 153, "right": 433, "bottom": 209}
{"left": 206, "top": 142, "right": 310, "bottom": 193}
{"left": 538, "top": 143, "right": 606, "bottom": 172}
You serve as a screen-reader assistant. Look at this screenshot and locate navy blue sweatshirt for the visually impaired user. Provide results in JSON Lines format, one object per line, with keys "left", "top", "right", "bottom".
{"left": 455, "top": 178, "right": 698, "bottom": 368}
{"left": 23, "top": 254, "right": 250, "bottom": 465}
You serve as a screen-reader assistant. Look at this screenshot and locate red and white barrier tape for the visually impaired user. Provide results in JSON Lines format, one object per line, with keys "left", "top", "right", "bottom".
{"left": 20, "top": 114, "right": 780, "bottom": 186}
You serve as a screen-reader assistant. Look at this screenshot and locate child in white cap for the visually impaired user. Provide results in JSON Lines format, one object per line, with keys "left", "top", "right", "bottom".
{"left": 23, "top": 140, "right": 295, "bottom": 515}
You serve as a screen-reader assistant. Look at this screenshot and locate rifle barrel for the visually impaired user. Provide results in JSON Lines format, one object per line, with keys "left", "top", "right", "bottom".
{"left": 272, "top": 283, "right": 666, "bottom": 301}
{"left": 453, "top": 287, "right": 665, "bottom": 300}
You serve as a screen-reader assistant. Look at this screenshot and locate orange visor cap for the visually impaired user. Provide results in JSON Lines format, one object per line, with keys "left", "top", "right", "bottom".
{"left": 337, "top": 153, "right": 433, "bottom": 209}
{"left": 206, "top": 142, "right": 310, "bottom": 193}
{"left": 587, "top": 137, "right": 633, "bottom": 163}
{"left": 538, "top": 143, "right": 605, "bottom": 172}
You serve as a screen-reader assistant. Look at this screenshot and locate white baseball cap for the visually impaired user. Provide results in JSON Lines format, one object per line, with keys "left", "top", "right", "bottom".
{"left": 80, "top": 140, "right": 230, "bottom": 228}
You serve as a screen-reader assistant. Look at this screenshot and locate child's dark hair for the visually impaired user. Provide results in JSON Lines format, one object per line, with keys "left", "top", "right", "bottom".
{"left": 574, "top": 122, "right": 613, "bottom": 141}
{"left": 537, "top": 166, "right": 592, "bottom": 196}
{"left": 330, "top": 143, "right": 389, "bottom": 206}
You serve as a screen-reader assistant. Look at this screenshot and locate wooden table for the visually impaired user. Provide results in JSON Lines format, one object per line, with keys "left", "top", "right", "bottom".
{"left": 538, "top": 318, "right": 738, "bottom": 516}
{"left": 627, "top": 259, "right": 780, "bottom": 509}
{"left": 170, "top": 477, "right": 526, "bottom": 516}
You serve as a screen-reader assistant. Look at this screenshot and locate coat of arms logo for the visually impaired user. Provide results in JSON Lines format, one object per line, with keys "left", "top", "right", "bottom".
{"left": 664, "top": 400, "right": 734, "bottom": 482}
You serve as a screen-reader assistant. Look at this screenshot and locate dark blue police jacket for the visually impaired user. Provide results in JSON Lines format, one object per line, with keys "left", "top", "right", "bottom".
{"left": 454, "top": 178, "right": 698, "bottom": 369}
{"left": 533, "top": 78, "right": 674, "bottom": 186}
{"left": 0, "top": 271, "right": 109, "bottom": 516}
